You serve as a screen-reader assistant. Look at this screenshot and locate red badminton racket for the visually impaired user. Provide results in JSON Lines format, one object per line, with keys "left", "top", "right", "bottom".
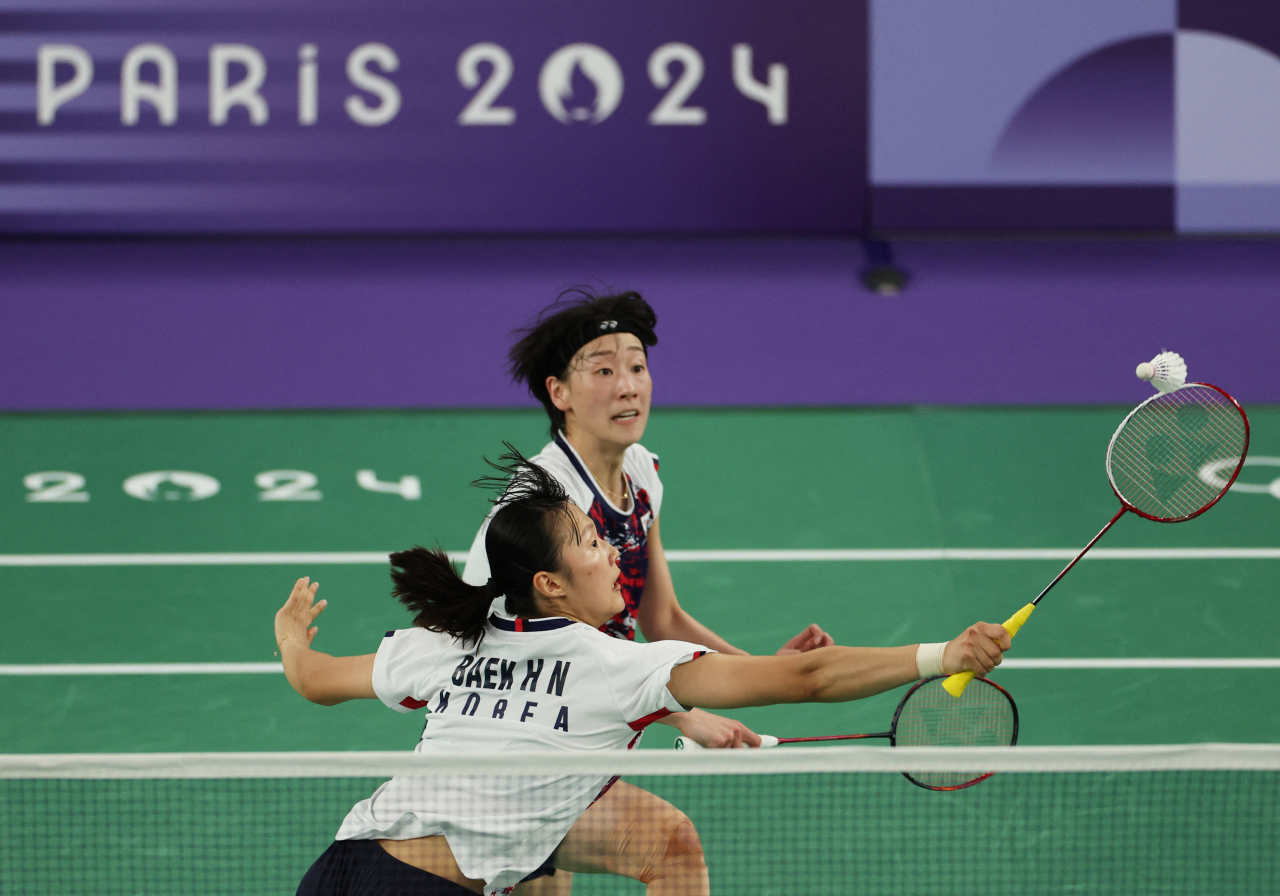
{"left": 944, "top": 383, "right": 1250, "bottom": 697}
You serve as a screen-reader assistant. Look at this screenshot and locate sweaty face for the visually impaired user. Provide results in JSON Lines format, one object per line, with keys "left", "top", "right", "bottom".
{"left": 550, "top": 333, "right": 651, "bottom": 447}
{"left": 548, "top": 504, "right": 624, "bottom": 628}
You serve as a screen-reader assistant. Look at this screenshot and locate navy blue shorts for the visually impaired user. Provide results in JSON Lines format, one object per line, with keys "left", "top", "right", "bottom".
{"left": 297, "top": 839, "right": 556, "bottom": 896}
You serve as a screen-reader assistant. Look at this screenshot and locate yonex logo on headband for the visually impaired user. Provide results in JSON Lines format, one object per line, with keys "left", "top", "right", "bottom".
{"left": 599, "top": 320, "right": 618, "bottom": 330}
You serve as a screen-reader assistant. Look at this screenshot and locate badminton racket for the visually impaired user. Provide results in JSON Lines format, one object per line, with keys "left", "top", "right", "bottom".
{"left": 944, "top": 383, "right": 1250, "bottom": 697}
{"left": 675, "top": 675, "right": 1018, "bottom": 791}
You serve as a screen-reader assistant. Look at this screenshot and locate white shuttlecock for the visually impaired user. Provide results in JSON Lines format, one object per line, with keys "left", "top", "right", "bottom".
{"left": 1135, "top": 351, "right": 1187, "bottom": 393}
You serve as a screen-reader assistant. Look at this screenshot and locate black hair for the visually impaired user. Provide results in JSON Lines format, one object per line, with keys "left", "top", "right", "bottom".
{"left": 508, "top": 289, "right": 658, "bottom": 437}
{"left": 389, "top": 445, "right": 580, "bottom": 647}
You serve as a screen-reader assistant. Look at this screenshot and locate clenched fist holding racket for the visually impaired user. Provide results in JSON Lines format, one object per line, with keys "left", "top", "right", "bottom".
{"left": 944, "top": 621, "right": 1013, "bottom": 677}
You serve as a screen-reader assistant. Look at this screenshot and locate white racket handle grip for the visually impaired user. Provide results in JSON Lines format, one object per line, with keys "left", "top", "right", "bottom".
{"left": 674, "top": 735, "right": 779, "bottom": 750}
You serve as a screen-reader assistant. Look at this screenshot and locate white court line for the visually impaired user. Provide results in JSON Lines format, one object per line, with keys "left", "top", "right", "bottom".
{"left": 1003, "top": 658, "right": 1280, "bottom": 669}
{"left": 0, "top": 552, "right": 407, "bottom": 567}
{"left": 664, "top": 548, "right": 1280, "bottom": 561}
{"left": 3, "top": 658, "right": 1279, "bottom": 675}
{"left": 2, "top": 548, "right": 1280, "bottom": 566}
{"left": 0, "top": 663, "right": 285, "bottom": 675}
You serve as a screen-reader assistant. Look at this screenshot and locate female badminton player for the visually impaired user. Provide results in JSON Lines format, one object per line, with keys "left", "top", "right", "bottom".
{"left": 276, "top": 453, "right": 1010, "bottom": 896}
{"left": 461, "top": 291, "right": 835, "bottom": 895}
{"left": 461, "top": 290, "right": 835, "bottom": 753}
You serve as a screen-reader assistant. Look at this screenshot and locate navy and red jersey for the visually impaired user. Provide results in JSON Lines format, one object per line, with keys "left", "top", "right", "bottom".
{"left": 462, "top": 435, "right": 664, "bottom": 640}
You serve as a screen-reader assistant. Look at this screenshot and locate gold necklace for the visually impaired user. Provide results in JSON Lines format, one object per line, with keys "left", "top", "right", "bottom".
{"left": 602, "top": 477, "right": 630, "bottom": 505}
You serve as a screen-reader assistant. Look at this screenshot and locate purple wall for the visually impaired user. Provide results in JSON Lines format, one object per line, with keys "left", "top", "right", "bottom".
{"left": 13, "top": 0, "right": 1280, "bottom": 236}
{"left": 2, "top": 237, "right": 1276, "bottom": 410}
{"left": 2, "top": 0, "right": 862, "bottom": 234}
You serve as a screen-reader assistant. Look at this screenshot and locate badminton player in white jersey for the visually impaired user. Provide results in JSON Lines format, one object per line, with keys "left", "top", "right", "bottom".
{"left": 462, "top": 291, "right": 834, "bottom": 754}
{"left": 461, "top": 292, "right": 835, "bottom": 895}
{"left": 277, "top": 452, "right": 1010, "bottom": 896}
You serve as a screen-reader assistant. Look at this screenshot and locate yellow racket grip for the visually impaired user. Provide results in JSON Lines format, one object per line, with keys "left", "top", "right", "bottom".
{"left": 942, "top": 603, "right": 1037, "bottom": 698}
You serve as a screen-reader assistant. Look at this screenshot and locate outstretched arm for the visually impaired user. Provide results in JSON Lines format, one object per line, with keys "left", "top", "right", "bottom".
{"left": 667, "top": 622, "right": 1010, "bottom": 709}
{"left": 274, "top": 577, "right": 377, "bottom": 706}
{"left": 637, "top": 517, "right": 832, "bottom": 746}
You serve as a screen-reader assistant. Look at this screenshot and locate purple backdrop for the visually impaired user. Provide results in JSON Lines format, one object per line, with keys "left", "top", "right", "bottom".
{"left": 1, "top": 0, "right": 863, "bottom": 233}
{"left": 2, "top": 237, "right": 1276, "bottom": 410}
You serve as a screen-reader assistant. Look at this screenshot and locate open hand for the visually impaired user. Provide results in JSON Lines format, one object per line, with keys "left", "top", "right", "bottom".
{"left": 275, "top": 577, "right": 326, "bottom": 652}
{"left": 942, "top": 622, "right": 1011, "bottom": 677}
{"left": 775, "top": 623, "right": 835, "bottom": 655}
{"left": 675, "top": 708, "right": 763, "bottom": 748}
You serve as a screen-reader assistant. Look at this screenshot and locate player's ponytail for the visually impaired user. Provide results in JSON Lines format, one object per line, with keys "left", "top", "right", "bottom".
{"left": 389, "top": 548, "right": 495, "bottom": 647}
{"left": 390, "top": 445, "right": 578, "bottom": 646}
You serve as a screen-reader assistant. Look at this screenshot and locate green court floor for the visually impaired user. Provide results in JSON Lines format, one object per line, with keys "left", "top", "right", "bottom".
{"left": 2, "top": 406, "right": 1278, "bottom": 752}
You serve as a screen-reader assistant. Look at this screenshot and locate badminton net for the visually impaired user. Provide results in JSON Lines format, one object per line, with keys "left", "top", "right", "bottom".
{"left": 2, "top": 744, "right": 1277, "bottom": 895}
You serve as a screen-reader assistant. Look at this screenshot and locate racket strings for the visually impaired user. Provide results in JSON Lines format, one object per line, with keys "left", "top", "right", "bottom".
{"left": 894, "top": 678, "right": 1016, "bottom": 789}
{"left": 1108, "top": 385, "right": 1247, "bottom": 520}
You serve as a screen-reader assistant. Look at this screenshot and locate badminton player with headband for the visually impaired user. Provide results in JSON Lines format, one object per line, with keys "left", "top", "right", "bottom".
{"left": 275, "top": 450, "right": 1010, "bottom": 896}
{"left": 943, "top": 374, "right": 1250, "bottom": 698}
{"left": 460, "top": 291, "right": 837, "bottom": 894}
{"left": 461, "top": 290, "right": 837, "bottom": 749}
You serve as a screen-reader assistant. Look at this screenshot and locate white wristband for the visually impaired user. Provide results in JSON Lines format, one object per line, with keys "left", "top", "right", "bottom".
{"left": 915, "top": 642, "right": 948, "bottom": 678}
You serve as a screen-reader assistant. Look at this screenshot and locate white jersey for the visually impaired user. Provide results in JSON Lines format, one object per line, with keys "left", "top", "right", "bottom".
{"left": 463, "top": 436, "right": 663, "bottom": 640}
{"left": 336, "top": 614, "right": 710, "bottom": 895}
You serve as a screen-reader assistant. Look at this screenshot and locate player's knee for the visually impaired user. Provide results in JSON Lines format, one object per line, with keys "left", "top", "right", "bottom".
{"left": 663, "top": 818, "right": 703, "bottom": 863}
{"left": 639, "top": 813, "right": 705, "bottom": 884}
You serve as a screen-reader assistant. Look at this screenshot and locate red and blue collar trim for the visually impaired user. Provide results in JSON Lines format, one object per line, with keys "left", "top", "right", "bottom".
{"left": 489, "top": 614, "right": 576, "bottom": 632}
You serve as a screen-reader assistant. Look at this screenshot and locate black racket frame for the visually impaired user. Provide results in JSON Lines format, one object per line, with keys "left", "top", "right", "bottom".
{"left": 894, "top": 675, "right": 1019, "bottom": 791}
{"left": 775, "top": 675, "right": 1019, "bottom": 791}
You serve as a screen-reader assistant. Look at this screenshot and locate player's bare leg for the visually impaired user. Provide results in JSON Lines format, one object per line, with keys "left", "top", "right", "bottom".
{"left": 528, "top": 781, "right": 708, "bottom": 896}
{"left": 377, "top": 837, "right": 484, "bottom": 893}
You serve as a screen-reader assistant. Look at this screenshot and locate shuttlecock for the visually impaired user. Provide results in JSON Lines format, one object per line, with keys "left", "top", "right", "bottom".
{"left": 1135, "top": 351, "right": 1187, "bottom": 393}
